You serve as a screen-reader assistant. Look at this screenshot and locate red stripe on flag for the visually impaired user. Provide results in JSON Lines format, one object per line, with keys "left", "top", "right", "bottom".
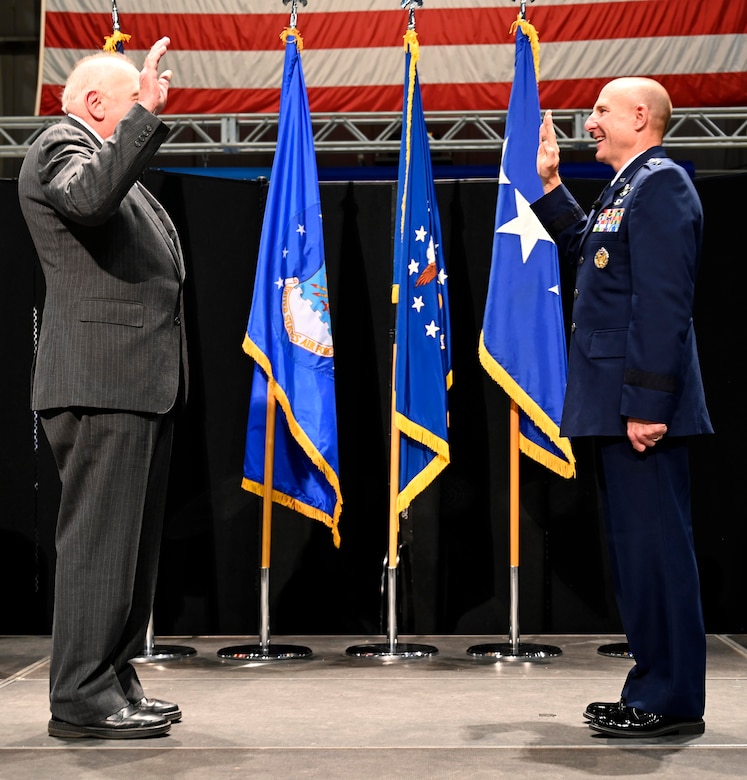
{"left": 40, "top": 71, "right": 737, "bottom": 118}
{"left": 43, "top": 2, "right": 744, "bottom": 52}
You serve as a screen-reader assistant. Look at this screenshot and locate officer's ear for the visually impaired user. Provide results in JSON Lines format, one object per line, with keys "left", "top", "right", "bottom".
{"left": 633, "top": 102, "right": 648, "bottom": 132}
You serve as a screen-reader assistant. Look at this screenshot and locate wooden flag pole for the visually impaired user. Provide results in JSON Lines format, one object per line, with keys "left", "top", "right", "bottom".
{"left": 258, "top": 389, "right": 278, "bottom": 649}
{"left": 346, "top": 343, "right": 437, "bottom": 658}
{"left": 467, "top": 400, "right": 561, "bottom": 658}
{"left": 217, "top": 382, "right": 311, "bottom": 660}
{"left": 508, "top": 399, "right": 521, "bottom": 651}
{"left": 387, "top": 345, "right": 402, "bottom": 653}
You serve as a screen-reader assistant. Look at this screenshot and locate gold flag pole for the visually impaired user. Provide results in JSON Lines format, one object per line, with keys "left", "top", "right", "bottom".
{"left": 467, "top": 0, "right": 560, "bottom": 662}
{"left": 347, "top": 0, "right": 436, "bottom": 660}
{"left": 387, "top": 346, "right": 402, "bottom": 653}
{"left": 347, "top": 342, "right": 437, "bottom": 658}
{"left": 218, "top": 0, "right": 314, "bottom": 663}
{"left": 468, "top": 402, "right": 561, "bottom": 658}
{"left": 218, "top": 384, "right": 312, "bottom": 660}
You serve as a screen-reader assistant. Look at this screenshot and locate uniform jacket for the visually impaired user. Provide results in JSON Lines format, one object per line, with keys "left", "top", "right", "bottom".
{"left": 531, "top": 146, "right": 712, "bottom": 438}
{"left": 18, "top": 104, "right": 187, "bottom": 414}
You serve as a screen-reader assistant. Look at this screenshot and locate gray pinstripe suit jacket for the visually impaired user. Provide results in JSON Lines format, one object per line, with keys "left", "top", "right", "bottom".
{"left": 18, "top": 104, "right": 187, "bottom": 414}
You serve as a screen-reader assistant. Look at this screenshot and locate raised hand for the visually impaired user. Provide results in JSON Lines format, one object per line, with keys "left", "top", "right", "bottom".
{"left": 138, "top": 37, "right": 173, "bottom": 116}
{"left": 537, "top": 110, "right": 562, "bottom": 193}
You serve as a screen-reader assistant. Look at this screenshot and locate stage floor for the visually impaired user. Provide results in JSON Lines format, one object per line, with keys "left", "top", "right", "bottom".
{"left": 2, "top": 634, "right": 746, "bottom": 778}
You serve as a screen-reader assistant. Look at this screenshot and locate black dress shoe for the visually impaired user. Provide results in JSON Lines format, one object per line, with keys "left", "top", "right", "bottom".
{"left": 583, "top": 698, "right": 624, "bottom": 720}
{"left": 134, "top": 697, "right": 182, "bottom": 722}
{"left": 48, "top": 704, "right": 171, "bottom": 739}
{"left": 589, "top": 705, "right": 705, "bottom": 737}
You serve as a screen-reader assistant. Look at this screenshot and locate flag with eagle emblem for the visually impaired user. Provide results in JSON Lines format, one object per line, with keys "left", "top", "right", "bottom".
{"left": 392, "top": 29, "right": 452, "bottom": 512}
{"left": 242, "top": 29, "right": 342, "bottom": 546}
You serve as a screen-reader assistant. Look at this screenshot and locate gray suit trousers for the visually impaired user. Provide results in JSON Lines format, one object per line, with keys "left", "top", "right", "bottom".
{"left": 41, "top": 408, "right": 174, "bottom": 724}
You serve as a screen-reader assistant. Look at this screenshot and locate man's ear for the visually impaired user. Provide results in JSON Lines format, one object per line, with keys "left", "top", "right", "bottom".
{"left": 633, "top": 102, "right": 648, "bottom": 132}
{"left": 84, "top": 90, "right": 105, "bottom": 122}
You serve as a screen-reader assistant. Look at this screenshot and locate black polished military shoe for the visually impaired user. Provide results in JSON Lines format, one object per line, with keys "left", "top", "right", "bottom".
{"left": 48, "top": 704, "right": 171, "bottom": 739}
{"left": 134, "top": 697, "right": 182, "bottom": 723}
{"left": 589, "top": 705, "right": 705, "bottom": 738}
{"left": 584, "top": 698, "right": 625, "bottom": 720}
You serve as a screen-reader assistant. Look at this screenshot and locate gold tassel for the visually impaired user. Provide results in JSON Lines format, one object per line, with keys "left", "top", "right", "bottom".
{"left": 280, "top": 26, "right": 304, "bottom": 52}
{"left": 509, "top": 16, "right": 540, "bottom": 82}
{"left": 102, "top": 30, "right": 131, "bottom": 52}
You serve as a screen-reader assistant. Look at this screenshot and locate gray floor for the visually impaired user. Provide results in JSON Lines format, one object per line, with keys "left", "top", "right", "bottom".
{"left": 1, "top": 634, "right": 746, "bottom": 779}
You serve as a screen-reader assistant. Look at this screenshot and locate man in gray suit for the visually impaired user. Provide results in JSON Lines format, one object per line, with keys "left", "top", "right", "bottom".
{"left": 18, "top": 37, "right": 187, "bottom": 739}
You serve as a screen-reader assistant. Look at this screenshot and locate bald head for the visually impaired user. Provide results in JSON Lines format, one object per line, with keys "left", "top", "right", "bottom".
{"left": 585, "top": 77, "right": 673, "bottom": 171}
{"left": 62, "top": 53, "right": 139, "bottom": 113}
{"left": 605, "top": 77, "right": 672, "bottom": 135}
{"left": 61, "top": 53, "right": 140, "bottom": 138}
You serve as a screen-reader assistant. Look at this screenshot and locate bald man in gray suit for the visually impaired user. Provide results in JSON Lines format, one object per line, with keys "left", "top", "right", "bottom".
{"left": 18, "top": 37, "right": 187, "bottom": 739}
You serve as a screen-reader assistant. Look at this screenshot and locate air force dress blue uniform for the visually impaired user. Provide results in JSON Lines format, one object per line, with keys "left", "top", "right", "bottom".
{"left": 532, "top": 146, "right": 712, "bottom": 718}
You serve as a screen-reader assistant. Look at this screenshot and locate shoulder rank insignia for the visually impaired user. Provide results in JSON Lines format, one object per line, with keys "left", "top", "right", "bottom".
{"left": 647, "top": 158, "right": 663, "bottom": 165}
{"left": 594, "top": 247, "right": 610, "bottom": 269}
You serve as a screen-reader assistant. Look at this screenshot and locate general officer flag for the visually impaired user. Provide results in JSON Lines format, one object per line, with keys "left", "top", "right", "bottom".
{"left": 479, "top": 19, "right": 575, "bottom": 478}
{"left": 392, "top": 30, "right": 452, "bottom": 512}
{"left": 242, "top": 30, "right": 342, "bottom": 546}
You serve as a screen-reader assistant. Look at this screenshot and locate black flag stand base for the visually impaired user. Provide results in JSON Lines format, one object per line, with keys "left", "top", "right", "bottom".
{"left": 346, "top": 557, "right": 438, "bottom": 658}
{"left": 597, "top": 642, "right": 634, "bottom": 658}
{"left": 467, "top": 567, "right": 562, "bottom": 659}
{"left": 131, "top": 612, "right": 197, "bottom": 663}
{"left": 217, "top": 568, "right": 313, "bottom": 661}
{"left": 467, "top": 640, "right": 562, "bottom": 659}
{"left": 216, "top": 642, "right": 312, "bottom": 661}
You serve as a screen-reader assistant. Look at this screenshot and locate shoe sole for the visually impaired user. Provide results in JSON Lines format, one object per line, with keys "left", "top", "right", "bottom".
{"left": 163, "top": 710, "right": 182, "bottom": 723}
{"left": 48, "top": 719, "right": 171, "bottom": 739}
{"left": 589, "top": 719, "right": 705, "bottom": 738}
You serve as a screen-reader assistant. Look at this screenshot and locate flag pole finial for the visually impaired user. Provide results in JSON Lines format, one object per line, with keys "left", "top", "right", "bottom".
{"left": 111, "top": 1, "right": 120, "bottom": 31}
{"left": 514, "top": 0, "right": 535, "bottom": 21}
{"left": 401, "top": 0, "right": 423, "bottom": 31}
{"left": 283, "top": 0, "right": 308, "bottom": 29}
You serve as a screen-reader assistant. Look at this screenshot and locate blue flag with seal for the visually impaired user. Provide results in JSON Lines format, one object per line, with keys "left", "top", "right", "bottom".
{"left": 242, "top": 29, "right": 342, "bottom": 546}
{"left": 479, "top": 19, "right": 575, "bottom": 478}
{"left": 392, "top": 29, "right": 452, "bottom": 512}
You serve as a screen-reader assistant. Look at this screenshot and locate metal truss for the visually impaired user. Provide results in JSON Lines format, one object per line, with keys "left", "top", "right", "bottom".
{"left": 1, "top": 107, "right": 746, "bottom": 159}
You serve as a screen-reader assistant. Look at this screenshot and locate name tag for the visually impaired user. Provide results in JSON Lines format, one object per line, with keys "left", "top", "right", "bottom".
{"left": 593, "top": 208, "right": 624, "bottom": 233}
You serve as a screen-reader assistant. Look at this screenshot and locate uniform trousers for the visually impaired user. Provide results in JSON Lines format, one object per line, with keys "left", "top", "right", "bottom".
{"left": 41, "top": 408, "right": 174, "bottom": 724}
{"left": 594, "top": 436, "right": 706, "bottom": 718}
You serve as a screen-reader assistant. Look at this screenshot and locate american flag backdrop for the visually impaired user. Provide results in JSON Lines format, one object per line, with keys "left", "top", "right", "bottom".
{"left": 37, "top": 0, "right": 745, "bottom": 116}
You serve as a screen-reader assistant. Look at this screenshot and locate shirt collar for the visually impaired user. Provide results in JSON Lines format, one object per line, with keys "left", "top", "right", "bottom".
{"left": 66, "top": 113, "right": 104, "bottom": 144}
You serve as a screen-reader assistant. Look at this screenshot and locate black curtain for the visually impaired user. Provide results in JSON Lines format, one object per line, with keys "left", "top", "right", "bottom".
{"left": 2, "top": 171, "right": 742, "bottom": 636}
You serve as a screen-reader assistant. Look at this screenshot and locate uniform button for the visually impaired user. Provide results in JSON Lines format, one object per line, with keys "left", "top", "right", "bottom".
{"left": 570, "top": 323, "right": 576, "bottom": 333}
{"left": 578, "top": 256, "right": 585, "bottom": 265}
{"left": 174, "top": 316, "right": 181, "bottom": 326}
{"left": 573, "top": 289, "right": 579, "bottom": 299}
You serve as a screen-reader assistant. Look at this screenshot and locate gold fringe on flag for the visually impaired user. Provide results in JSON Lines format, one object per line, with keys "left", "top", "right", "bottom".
{"left": 280, "top": 27, "right": 304, "bottom": 51}
{"left": 509, "top": 16, "right": 540, "bottom": 82}
{"left": 102, "top": 30, "right": 130, "bottom": 52}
